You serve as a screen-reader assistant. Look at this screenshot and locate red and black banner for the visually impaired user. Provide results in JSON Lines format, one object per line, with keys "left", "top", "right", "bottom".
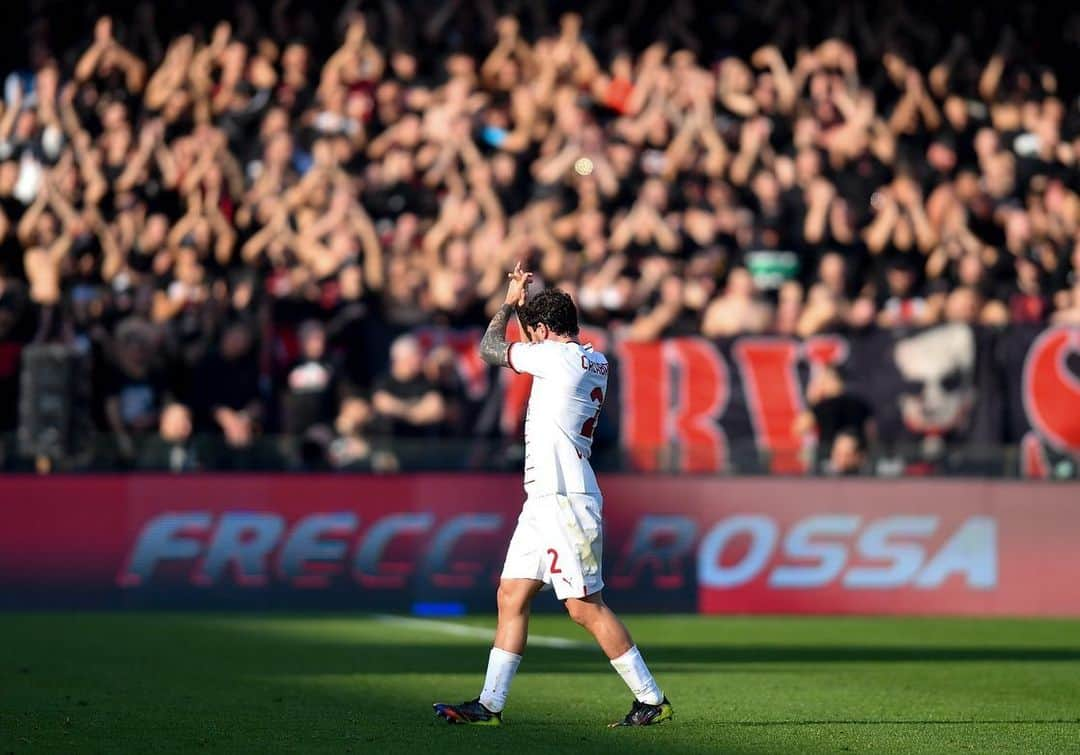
{"left": 419, "top": 323, "right": 1080, "bottom": 476}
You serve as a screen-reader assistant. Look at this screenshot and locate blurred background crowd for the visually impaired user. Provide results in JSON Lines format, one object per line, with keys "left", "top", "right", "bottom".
{"left": 0, "top": 0, "right": 1078, "bottom": 472}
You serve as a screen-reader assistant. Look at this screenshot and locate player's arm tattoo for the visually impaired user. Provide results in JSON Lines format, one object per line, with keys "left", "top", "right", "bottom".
{"left": 479, "top": 304, "right": 514, "bottom": 367}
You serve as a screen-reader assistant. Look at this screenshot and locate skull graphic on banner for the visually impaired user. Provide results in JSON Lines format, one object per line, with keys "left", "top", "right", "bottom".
{"left": 893, "top": 324, "right": 977, "bottom": 447}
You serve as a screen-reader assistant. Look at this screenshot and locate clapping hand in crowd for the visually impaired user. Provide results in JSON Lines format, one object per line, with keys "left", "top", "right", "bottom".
{"left": 0, "top": 1, "right": 1077, "bottom": 464}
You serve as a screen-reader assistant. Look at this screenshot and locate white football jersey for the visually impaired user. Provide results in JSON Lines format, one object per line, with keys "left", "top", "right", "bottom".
{"left": 508, "top": 340, "right": 609, "bottom": 497}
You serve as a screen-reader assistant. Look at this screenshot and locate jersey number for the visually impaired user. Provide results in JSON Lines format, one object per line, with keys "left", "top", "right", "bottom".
{"left": 547, "top": 548, "right": 563, "bottom": 574}
{"left": 579, "top": 387, "right": 605, "bottom": 438}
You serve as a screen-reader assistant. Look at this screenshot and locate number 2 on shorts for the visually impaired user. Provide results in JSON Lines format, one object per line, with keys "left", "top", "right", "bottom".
{"left": 546, "top": 548, "right": 563, "bottom": 574}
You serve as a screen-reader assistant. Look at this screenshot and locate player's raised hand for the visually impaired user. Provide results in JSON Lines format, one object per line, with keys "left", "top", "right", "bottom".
{"left": 504, "top": 261, "right": 532, "bottom": 308}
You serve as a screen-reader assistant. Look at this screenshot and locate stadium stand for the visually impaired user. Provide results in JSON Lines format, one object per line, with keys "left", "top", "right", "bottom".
{"left": 0, "top": 0, "right": 1078, "bottom": 473}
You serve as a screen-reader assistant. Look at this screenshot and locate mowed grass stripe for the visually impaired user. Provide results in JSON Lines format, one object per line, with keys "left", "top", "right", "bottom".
{"left": 2, "top": 614, "right": 1078, "bottom": 754}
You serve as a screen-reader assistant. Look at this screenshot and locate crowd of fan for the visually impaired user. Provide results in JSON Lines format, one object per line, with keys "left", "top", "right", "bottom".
{"left": 0, "top": 1, "right": 1078, "bottom": 470}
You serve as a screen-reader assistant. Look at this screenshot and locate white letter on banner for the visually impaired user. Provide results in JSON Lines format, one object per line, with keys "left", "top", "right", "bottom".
{"left": 278, "top": 513, "right": 358, "bottom": 583}
{"left": 769, "top": 515, "right": 860, "bottom": 589}
{"left": 119, "top": 513, "right": 211, "bottom": 586}
{"left": 844, "top": 516, "right": 937, "bottom": 589}
{"left": 698, "top": 515, "right": 777, "bottom": 588}
{"left": 194, "top": 513, "right": 285, "bottom": 586}
{"left": 914, "top": 516, "right": 997, "bottom": 589}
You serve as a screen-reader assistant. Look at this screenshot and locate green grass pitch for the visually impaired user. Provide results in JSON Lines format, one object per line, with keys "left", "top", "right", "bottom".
{"left": 2, "top": 613, "right": 1079, "bottom": 753}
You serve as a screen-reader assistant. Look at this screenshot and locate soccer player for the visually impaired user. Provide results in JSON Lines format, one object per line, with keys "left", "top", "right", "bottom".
{"left": 433, "top": 264, "right": 672, "bottom": 728}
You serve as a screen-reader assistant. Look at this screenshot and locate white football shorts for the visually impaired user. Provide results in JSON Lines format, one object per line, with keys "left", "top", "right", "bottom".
{"left": 500, "top": 492, "right": 605, "bottom": 600}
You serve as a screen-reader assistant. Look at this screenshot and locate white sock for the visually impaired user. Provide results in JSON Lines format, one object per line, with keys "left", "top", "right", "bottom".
{"left": 610, "top": 645, "right": 663, "bottom": 705}
{"left": 478, "top": 647, "right": 522, "bottom": 713}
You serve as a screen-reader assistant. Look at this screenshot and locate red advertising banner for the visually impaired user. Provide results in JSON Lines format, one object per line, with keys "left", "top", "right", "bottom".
{"left": 0, "top": 475, "right": 1077, "bottom": 615}
{"left": 599, "top": 477, "right": 1079, "bottom": 616}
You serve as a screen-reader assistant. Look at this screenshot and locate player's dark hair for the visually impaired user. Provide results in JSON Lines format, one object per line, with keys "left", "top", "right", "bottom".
{"left": 519, "top": 288, "right": 579, "bottom": 337}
